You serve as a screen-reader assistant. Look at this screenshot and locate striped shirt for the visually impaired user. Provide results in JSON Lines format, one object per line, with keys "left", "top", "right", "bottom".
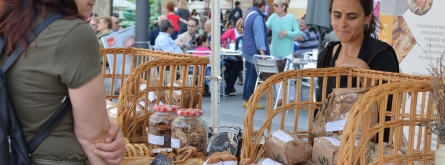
{"left": 297, "top": 30, "right": 319, "bottom": 55}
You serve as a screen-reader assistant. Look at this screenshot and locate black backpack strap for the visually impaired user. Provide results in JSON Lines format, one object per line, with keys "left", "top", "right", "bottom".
{"left": 1, "top": 14, "right": 65, "bottom": 73}
{"left": 28, "top": 96, "right": 71, "bottom": 153}
{"left": 0, "top": 37, "right": 4, "bottom": 55}
{"left": 0, "top": 14, "right": 69, "bottom": 154}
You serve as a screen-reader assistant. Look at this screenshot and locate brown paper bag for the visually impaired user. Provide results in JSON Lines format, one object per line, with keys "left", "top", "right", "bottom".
{"left": 265, "top": 130, "right": 312, "bottom": 165}
{"left": 311, "top": 137, "right": 341, "bottom": 165}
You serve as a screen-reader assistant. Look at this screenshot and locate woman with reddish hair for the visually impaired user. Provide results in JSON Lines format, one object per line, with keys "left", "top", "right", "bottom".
{"left": 0, "top": 0, "right": 125, "bottom": 164}
{"left": 166, "top": 2, "right": 188, "bottom": 40}
{"left": 221, "top": 19, "right": 244, "bottom": 43}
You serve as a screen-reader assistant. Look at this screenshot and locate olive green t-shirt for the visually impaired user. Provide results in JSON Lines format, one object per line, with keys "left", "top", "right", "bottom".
{"left": 0, "top": 18, "right": 101, "bottom": 158}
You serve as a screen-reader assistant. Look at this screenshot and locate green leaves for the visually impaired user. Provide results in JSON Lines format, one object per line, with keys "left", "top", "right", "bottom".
{"left": 318, "top": 156, "right": 329, "bottom": 165}
{"left": 272, "top": 153, "right": 286, "bottom": 164}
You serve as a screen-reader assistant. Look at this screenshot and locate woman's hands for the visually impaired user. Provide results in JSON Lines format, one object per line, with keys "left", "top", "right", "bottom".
{"left": 335, "top": 55, "right": 370, "bottom": 70}
{"left": 94, "top": 123, "right": 126, "bottom": 165}
{"left": 278, "top": 29, "right": 288, "bottom": 38}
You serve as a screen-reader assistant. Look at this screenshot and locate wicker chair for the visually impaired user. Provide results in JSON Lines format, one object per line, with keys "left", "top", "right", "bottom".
{"left": 241, "top": 67, "right": 430, "bottom": 162}
{"left": 100, "top": 48, "right": 204, "bottom": 100}
{"left": 337, "top": 81, "right": 436, "bottom": 165}
{"left": 116, "top": 58, "right": 209, "bottom": 143}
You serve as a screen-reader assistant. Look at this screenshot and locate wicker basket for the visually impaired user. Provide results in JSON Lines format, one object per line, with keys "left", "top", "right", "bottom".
{"left": 117, "top": 58, "right": 209, "bottom": 143}
{"left": 121, "top": 157, "right": 185, "bottom": 165}
{"left": 241, "top": 67, "right": 430, "bottom": 161}
{"left": 100, "top": 48, "right": 205, "bottom": 100}
{"left": 337, "top": 81, "right": 435, "bottom": 164}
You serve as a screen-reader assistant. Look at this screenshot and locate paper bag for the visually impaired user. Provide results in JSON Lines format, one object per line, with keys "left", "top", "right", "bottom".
{"left": 311, "top": 137, "right": 341, "bottom": 165}
{"left": 265, "top": 130, "right": 312, "bottom": 164}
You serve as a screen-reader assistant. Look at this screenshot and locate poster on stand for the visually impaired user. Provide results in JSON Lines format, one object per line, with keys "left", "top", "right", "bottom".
{"left": 101, "top": 26, "right": 136, "bottom": 94}
{"left": 379, "top": 0, "right": 443, "bottom": 150}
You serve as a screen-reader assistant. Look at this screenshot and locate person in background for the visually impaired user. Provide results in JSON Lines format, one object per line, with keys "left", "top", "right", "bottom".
{"left": 190, "top": 35, "right": 211, "bottom": 96}
{"left": 221, "top": 19, "right": 243, "bottom": 44}
{"left": 316, "top": 0, "right": 399, "bottom": 142}
{"left": 242, "top": 0, "right": 269, "bottom": 109}
{"left": 225, "top": 21, "right": 233, "bottom": 31}
{"left": 191, "top": 9, "right": 201, "bottom": 29}
{"left": 123, "top": 36, "right": 136, "bottom": 48}
{"left": 203, "top": 19, "right": 212, "bottom": 45}
{"left": 266, "top": 0, "right": 301, "bottom": 105}
{"left": 228, "top": 1, "right": 243, "bottom": 27}
{"left": 177, "top": 0, "right": 190, "bottom": 34}
{"left": 149, "top": 15, "right": 168, "bottom": 47}
{"left": 111, "top": 16, "right": 121, "bottom": 32}
{"left": 97, "top": 16, "right": 114, "bottom": 48}
{"left": 166, "top": 2, "right": 188, "bottom": 40}
{"left": 155, "top": 20, "right": 184, "bottom": 53}
{"left": 294, "top": 14, "right": 318, "bottom": 57}
{"left": 89, "top": 17, "right": 99, "bottom": 33}
{"left": 0, "top": 0, "right": 126, "bottom": 164}
{"left": 174, "top": 18, "right": 200, "bottom": 53}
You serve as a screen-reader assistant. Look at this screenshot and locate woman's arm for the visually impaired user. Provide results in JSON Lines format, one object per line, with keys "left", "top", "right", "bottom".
{"left": 70, "top": 74, "right": 110, "bottom": 165}
{"left": 286, "top": 16, "right": 301, "bottom": 38}
{"left": 221, "top": 28, "right": 234, "bottom": 42}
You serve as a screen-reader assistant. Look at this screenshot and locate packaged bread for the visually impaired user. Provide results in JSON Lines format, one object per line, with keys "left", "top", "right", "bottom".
{"left": 140, "top": 79, "right": 167, "bottom": 111}
{"left": 165, "top": 80, "right": 200, "bottom": 108}
{"left": 265, "top": 130, "right": 312, "bottom": 164}
{"left": 313, "top": 88, "right": 377, "bottom": 137}
{"left": 311, "top": 137, "right": 341, "bottom": 165}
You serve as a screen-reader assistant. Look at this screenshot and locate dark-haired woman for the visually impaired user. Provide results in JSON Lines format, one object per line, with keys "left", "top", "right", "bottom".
{"left": 316, "top": 0, "right": 399, "bottom": 142}
{"left": 192, "top": 35, "right": 212, "bottom": 96}
{"left": 0, "top": 0, "right": 125, "bottom": 164}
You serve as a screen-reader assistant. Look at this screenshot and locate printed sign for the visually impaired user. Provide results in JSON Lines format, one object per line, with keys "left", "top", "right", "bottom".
{"left": 207, "top": 126, "right": 240, "bottom": 156}
{"left": 151, "top": 154, "right": 172, "bottom": 165}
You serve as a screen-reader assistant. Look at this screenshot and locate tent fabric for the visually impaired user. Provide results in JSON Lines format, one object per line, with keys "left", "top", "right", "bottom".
{"left": 305, "top": 0, "right": 332, "bottom": 34}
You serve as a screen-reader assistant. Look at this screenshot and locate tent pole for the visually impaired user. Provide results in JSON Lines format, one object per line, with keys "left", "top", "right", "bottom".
{"left": 210, "top": 0, "right": 221, "bottom": 127}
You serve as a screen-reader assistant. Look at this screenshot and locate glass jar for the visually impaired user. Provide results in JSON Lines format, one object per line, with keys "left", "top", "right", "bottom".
{"left": 171, "top": 109, "right": 208, "bottom": 152}
{"left": 148, "top": 105, "right": 178, "bottom": 148}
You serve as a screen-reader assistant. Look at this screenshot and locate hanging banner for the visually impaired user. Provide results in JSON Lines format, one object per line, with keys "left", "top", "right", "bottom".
{"left": 379, "top": 0, "right": 443, "bottom": 151}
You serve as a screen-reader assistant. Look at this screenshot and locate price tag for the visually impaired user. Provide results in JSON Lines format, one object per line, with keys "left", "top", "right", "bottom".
{"left": 151, "top": 154, "right": 172, "bottom": 165}
{"left": 326, "top": 119, "right": 347, "bottom": 132}
{"left": 148, "top": 134, "right": 164, "bottom": 145}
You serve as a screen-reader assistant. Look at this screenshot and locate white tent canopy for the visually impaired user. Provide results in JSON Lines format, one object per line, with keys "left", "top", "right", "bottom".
{"left": 188, "top": 0, "right": 232, "bottom": 10}
{"left": 114, "top": 0, "right": 136, "bottom": 10}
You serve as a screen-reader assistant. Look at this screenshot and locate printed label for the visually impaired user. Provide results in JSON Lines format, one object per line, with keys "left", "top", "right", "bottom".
{"left": 148, "top": 92, "right": 157, "bottom": 102}
{"left": 272, "top": 130, "right": 294, "bottom": 143}
{"left": 148, "top": 134, "right": 164, "bottom": 145}
{"left": 325, "top": 137, "right": 341, "bottom": 147}
{"left": 263, "top": 158, "right": 283, "bottom": 165}
{"left": 171, "top": 138, "right": 181, "bottom": 149}
{"left": 326, "top": 119, "right": 347, "bottom": 132}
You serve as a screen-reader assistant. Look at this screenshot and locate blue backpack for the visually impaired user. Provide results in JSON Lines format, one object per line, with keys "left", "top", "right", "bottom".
{"left": 0, "top": 14, "right": 72, "bottom": 165}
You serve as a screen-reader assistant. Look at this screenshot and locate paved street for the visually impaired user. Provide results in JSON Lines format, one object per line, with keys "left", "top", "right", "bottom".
{"left": 200, "top": 82, "right": 311, "bottom": 132}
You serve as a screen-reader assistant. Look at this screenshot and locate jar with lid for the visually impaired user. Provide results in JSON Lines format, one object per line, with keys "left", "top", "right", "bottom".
{"left": 171, "top": 109, "right": 208, "bottom": 152}
{"left": 148, "top": 105, "right": 178, "bottom": 147}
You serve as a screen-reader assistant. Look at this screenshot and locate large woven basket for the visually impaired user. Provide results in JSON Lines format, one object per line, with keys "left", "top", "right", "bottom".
{"left": 241, "top": 67, "right": 430, "bottom": 161}
{"left": 337, "top": 81, "right": 435, "bottom": 164}
{"left": 117, "top": 58, "right": 209, "bottom": 143}
{"left": 100, "top": 48, "right": 205, "bottom": 100}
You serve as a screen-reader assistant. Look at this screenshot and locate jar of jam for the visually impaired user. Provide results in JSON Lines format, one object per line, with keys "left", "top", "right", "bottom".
{"left": 148, "top": 105, "right": 178, "bottom": 147}
{"left": 171, "top": 109, "right": 208, "bottom": 152}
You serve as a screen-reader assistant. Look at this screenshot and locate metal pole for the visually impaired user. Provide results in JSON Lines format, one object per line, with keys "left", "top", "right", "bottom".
{"left": 210, "top": 0, "right": 221, "bottom": 127}
{"left": 110, "top": 0, "right": 114, "bottom": 16}
{"left": 135, "top": 0, "right": 150, "bottom": 49}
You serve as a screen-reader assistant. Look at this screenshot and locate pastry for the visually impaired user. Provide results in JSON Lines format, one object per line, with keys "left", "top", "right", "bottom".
{"left": 175, "top": 146, "right": 198, "bottom": 161}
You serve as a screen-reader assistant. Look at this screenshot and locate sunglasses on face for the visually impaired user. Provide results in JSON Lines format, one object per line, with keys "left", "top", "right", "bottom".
{"left": 274, "top": 4, "right": 283, "bottom": 7}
